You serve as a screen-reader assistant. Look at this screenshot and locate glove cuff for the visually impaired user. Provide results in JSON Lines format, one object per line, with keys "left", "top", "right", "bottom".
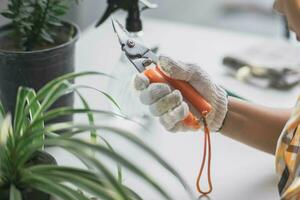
{"left": 208, "top": 85, "right": 228, "bottom": 131}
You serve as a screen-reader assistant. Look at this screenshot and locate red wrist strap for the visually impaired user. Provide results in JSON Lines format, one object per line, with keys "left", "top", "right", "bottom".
{"left": 196, "top": 114, "right": 213, "bottom": 195}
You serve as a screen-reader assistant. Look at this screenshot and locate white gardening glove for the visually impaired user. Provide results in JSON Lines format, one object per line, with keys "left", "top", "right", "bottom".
{"left": 134, "top": 56, "right": 228, "bottom": 132}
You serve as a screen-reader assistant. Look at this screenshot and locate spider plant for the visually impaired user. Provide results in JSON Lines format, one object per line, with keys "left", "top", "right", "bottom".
{"left": 0, "top": 71, "right": 192, "bottom": 200}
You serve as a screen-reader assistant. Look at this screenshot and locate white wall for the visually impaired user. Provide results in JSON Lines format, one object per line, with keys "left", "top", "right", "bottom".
{"left": 66, "top": 0, "right": 226, "bottom": 29}
{"left": 0, "top": 0, "right": 283, "bottom": 36}
{"left": 64, "top": 0, "right": 105, "bottom": 29}
{"left": 67, "top": 0, "right": 281, "bottom": 36}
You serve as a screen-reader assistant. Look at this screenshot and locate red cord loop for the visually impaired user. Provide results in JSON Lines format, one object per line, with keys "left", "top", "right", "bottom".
{"left": 196, "top": 113, "right": 213, "bottom": 195}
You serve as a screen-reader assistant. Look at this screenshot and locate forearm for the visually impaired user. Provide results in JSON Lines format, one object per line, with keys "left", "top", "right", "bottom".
{"left": 220, "top": 97, "right": 291, "bottom": 155}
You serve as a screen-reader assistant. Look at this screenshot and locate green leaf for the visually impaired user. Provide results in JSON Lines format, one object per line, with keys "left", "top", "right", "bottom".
{"left": 123, "top": 186, "right": 144, "bottom": 200}
{"left": 45, "top": 123, "right": 193, "bottom": 198}
{"left": 12, "top": 87, "right": 45, "bottom": 150}
{"left": 36, "top": 81, "right": 70, "bottom": 120}
{"left": 0, "top": 115, "right": 12, "bottom": 146}
{"left": 28, "top": 165, "right": 105, "bottom": 185}
{"left": 19, "top": 138, "right": 131, "bottom": 199}
{"left": 41, "top": 29, "right": 54, "bottom": 43}
{"left": 99, "top": 127, "right": 191, "bottom": 194}
{"left": 22, "top": 174, "right": 78, "bottom": 200}
{"left": 74, "top": 85, "right": 121, "bottom": 111}
{"left": 25, "top": 108, "right": 127, "bottom": 135}
{"left": 98, "top": 135, "right": 123, "bottom": 184}
{"left": 36, "top": 71, "right": 111, "bottom": 101}
{"left": 13, "top": 87, "right": 31, "bottom": 136}
{"left": 73, "top": 88, "right": 97, "bottom": 142}
{"left": 55, "top": 185, "right": 91, "bottom": 200}
{"left": 69, "top": 149, "right": 130, "bottom": 200}
{"left": 51, "top": 6, "right": 67, "bottom": 16}
{"left": 1, "top": 11, "right": 14, "bottom": 19}
{"left": 9, "top": 185, "right": 22, "bottom": 200}
{"left": 47, "top": 19, "right": 63, "bottom": 27}
{"left": 44, "top": 137, "right": 172, "bottom": 200}
{"left": 25, "top": 89, "right": 44, "bottom": 147}
{"left": 0, "top": 100, "right": 5, "bottom": 124}
{"left": 14, "top": 142, "right": 44, "bottom": 173}
{"left": 27, "top": 166, "right": 117, "bottom": 200}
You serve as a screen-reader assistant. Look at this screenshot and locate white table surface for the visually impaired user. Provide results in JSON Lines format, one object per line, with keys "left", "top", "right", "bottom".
{"left": 48, "top": 16, "right": 300, "bottom": 200}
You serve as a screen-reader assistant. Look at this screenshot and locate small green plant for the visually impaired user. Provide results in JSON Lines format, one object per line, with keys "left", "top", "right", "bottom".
{"left": 0, "top": 71, "right": 191, "bottom": 200}
{"left": 1, "top": 0, "right": 78, "bottom": 51}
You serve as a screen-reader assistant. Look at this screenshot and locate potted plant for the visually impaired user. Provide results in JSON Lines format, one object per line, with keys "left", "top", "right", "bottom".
{"left": 0, "top": 71, "right": 191, "bottom": 200}
{"left": 0, "top": 0, "right": 80, "bottom": 121}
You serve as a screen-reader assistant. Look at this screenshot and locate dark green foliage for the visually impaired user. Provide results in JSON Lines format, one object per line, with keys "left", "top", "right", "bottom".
{"left": 1, "top": 0, "right": 78, "bottom": 51}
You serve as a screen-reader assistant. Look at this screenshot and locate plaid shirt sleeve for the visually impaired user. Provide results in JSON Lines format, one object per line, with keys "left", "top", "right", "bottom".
{"left": 276, "top": 96, "right": 300, "bottom": 200}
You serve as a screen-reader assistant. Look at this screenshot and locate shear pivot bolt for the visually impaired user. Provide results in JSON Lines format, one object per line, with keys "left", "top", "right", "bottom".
{"left": 127, "top": 40, "right": 135, "bottom": 48}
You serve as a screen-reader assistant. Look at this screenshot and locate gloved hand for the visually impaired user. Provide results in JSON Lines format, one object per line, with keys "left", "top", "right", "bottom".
{"left": 134, "top": 56, "right": 228, "bottom": 132}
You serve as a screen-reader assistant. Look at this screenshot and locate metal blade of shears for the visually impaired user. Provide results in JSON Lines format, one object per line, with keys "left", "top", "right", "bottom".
{"left": 111, "top": 18, "right": 130, "bottom": 49}
{"left": 111, "top": 18, "right": 158, "bottom": 73}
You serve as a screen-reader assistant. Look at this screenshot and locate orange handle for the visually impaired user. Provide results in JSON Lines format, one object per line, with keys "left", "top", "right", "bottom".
{"left": 144, "top": 66, "right": 212, "bottom": 130}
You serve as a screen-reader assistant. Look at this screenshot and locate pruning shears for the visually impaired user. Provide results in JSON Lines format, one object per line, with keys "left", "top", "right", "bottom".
{"left": 111, "top": 19, "right": 212, "bottom": 130}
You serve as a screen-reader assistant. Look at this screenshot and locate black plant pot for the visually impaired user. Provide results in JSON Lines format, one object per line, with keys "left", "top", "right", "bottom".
{"left": 0, "top": 22, "right": 80, "bottom": 123}
{"left": 0, "top": 151, "right": 57, "bottom": 200}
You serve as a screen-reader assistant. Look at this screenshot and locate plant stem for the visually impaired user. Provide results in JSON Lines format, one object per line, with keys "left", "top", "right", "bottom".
{"left": 12, "top": 0, "right": 23, "bottom": 40}
{"left": 24, "top": 0, "right": 51, "bottom": 51}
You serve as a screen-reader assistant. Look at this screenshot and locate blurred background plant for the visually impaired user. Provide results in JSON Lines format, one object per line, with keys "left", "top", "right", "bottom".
{"left": 1, "top": 0, "right": 79, "bottom": 51}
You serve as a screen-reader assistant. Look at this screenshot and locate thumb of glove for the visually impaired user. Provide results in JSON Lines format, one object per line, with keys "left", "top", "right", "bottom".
{"left": 159, "top": 55, "right": 197, "bottom": 81}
